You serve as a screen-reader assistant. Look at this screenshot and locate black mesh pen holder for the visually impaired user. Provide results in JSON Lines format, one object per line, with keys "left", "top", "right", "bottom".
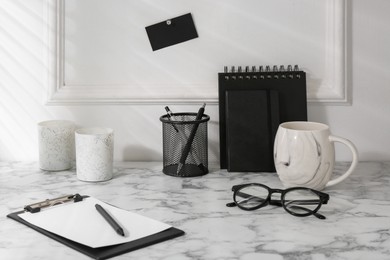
{"left": 160, "top": 113, "right": 210, "bottom": 177}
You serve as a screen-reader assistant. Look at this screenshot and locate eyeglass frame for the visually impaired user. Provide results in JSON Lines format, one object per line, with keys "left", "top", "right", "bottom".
{"left": 227, "top": 183, "right": 330, "bottom": 219}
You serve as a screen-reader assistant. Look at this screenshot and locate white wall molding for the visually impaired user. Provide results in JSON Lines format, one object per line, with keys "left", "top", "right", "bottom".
{"left": 46, "top": 0, "right": 348, "bottom": 105}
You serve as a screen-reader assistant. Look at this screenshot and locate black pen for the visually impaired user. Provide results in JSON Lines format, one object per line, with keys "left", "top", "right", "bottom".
{"left": 165, "top": 106, "right": 179, "bottom": 132}
{"left": 177, "top": 103, "right": 206, "bottom": 174}
{"left": 95, "top": 204, "right": 125, "bottom": 237}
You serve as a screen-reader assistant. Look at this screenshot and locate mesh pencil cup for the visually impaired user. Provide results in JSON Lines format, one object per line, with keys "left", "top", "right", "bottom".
{"left": 160, "top": 113, "right": 210, "bottom": 177}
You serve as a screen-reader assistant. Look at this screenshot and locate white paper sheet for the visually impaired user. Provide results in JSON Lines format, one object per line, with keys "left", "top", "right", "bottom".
{"left": 19, "top": 197, "right": 171, "bottom": 248}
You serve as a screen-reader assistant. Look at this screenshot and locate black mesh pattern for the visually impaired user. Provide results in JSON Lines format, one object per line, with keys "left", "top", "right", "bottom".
{"left": 160, "top": 113, "right": 209, "bottom": 177}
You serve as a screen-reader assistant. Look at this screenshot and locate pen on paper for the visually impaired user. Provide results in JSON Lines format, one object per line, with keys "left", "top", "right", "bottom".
{"left": 95, "top": 204, "right": 125, "bottom": 237}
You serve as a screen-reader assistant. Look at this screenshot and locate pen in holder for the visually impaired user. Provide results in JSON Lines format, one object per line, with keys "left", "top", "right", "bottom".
{"left": 160, "top": 108, "right": 209, "bottom": 177}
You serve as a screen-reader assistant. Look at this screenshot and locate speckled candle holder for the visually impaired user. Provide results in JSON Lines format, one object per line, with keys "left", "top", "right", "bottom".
{"left": 75, "top": 127, "right": 114, "bottom": 182}
{"left": 38, "top": 120, "right": 75, "bottom": 171}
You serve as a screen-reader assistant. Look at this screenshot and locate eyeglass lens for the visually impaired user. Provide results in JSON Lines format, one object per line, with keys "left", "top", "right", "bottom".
{"left": 283, "top": 189, "right": 321, "bottom": 216}
{"left": 235, "top": 185, "right": 269, "bottom": 209}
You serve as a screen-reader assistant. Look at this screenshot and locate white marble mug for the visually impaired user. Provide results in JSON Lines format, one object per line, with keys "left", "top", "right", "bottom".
{"left": 274, "top": 121, "right": 358, "bottom": 190}
{"left": 38, "top": 120, "right": 75, "bottom": 171}
{"left": 75, "top": 127, "right": 114, "bottom": 182}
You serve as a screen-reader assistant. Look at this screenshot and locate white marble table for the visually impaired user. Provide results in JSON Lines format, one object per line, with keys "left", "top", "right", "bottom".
{"left": 1, "top": 161, "right": 390, "bottom": 260}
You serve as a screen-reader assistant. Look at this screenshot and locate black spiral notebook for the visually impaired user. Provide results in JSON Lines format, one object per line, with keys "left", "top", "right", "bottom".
{"left": 219, "top": 65, "right": 307, "bottom": 172}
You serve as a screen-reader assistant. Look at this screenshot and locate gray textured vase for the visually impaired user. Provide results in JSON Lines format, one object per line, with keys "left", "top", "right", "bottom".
{"left": 274, "top": 121, "right": 358, "bottom": 190}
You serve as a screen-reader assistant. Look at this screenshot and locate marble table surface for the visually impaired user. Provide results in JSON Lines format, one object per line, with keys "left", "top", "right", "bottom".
{"left": 1, "top": 161, "right": 390, "bottom": 260}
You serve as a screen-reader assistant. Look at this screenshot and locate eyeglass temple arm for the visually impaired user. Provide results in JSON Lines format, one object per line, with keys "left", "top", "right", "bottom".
{"left": 227, "top": 199, "right": 325, "bottom": 219}
{"left": 228, "top": 192, "right": 326, "bottom": 220}
{"left": 227, "top": 191, "right": 273, "bottom": 208}
{"left": 270, "top": 199, "right": 326, "bottom": 220}
{"left": 287, "top": 205, "right": 326, "bottom": 220}
{"left": 282, "top": 199, "right": 326, "bottom": 220}
{"left": 231, "top": 191, "right": 284, "bottom": 207}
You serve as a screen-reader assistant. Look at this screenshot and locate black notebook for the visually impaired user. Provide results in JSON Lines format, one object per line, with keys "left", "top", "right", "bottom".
{"left": 219, "top": 65, "right": 307, "bottom": 172}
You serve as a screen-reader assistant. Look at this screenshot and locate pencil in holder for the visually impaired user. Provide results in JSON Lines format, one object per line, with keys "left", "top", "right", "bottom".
{"left": 160, "top": 113, "right": 209, "bottom": 177}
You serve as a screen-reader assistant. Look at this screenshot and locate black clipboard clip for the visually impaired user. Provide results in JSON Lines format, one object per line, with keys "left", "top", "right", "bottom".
{"left": 24, "top": 194, "right": 83, "bottom": 213}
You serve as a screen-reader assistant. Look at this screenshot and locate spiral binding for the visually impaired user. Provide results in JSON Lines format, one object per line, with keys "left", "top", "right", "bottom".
{"left": 222, "top": 65, "right": 302, "bottom": 80}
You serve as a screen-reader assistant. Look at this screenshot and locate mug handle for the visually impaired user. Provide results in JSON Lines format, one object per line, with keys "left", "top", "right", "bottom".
{"left": 326, "top": 135, "right": 359, "bottom": 188}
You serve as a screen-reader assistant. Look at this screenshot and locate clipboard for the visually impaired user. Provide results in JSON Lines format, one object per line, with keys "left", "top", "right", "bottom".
{"left": 7, "top": 194, "right": 185, "bottom": 260}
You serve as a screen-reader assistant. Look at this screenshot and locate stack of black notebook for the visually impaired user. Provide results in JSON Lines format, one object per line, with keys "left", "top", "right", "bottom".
{"left": 219, "top": 65, "right": 307, "bottom": 172}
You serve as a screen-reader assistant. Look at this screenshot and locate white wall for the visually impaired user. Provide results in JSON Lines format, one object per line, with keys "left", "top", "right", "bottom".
{"left": 1, "top": 0, "right": 389, "bottom": 162}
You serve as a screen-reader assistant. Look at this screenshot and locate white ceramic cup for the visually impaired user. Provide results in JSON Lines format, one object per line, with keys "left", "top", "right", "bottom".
{"left": 274, "top": 121, "right": 358, "bottom": 190}
{"left": 75, "top": 127, "right": 114, "bottom": 182}
{"left": 38, "top": 120, "right": 75, "bottom": 171}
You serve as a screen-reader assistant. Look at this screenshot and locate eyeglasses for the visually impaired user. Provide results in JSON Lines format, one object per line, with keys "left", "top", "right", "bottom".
{"left": 226, "top": 183, "right": 330, "bottom": 219}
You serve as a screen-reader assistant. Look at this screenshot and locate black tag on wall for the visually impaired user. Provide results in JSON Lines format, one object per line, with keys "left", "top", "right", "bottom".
{"left": 145, "top": 13, "right": 198, "bottom": 51}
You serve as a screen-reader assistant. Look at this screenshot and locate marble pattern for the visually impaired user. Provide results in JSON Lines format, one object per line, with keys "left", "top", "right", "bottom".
{"left": 1, "top": 161, "right": 390, "bottom": 259}
{"left": 38, "top": 120, "right": 75, "bottom": 171}
{"left": 274, "top": 122, "right": 358, "bottom": 190}
{"left": 75, "top": 128, "right": 114, "bottom": 182}
{"left": 274, "top": 128, "right": 334, "bottom": 190}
